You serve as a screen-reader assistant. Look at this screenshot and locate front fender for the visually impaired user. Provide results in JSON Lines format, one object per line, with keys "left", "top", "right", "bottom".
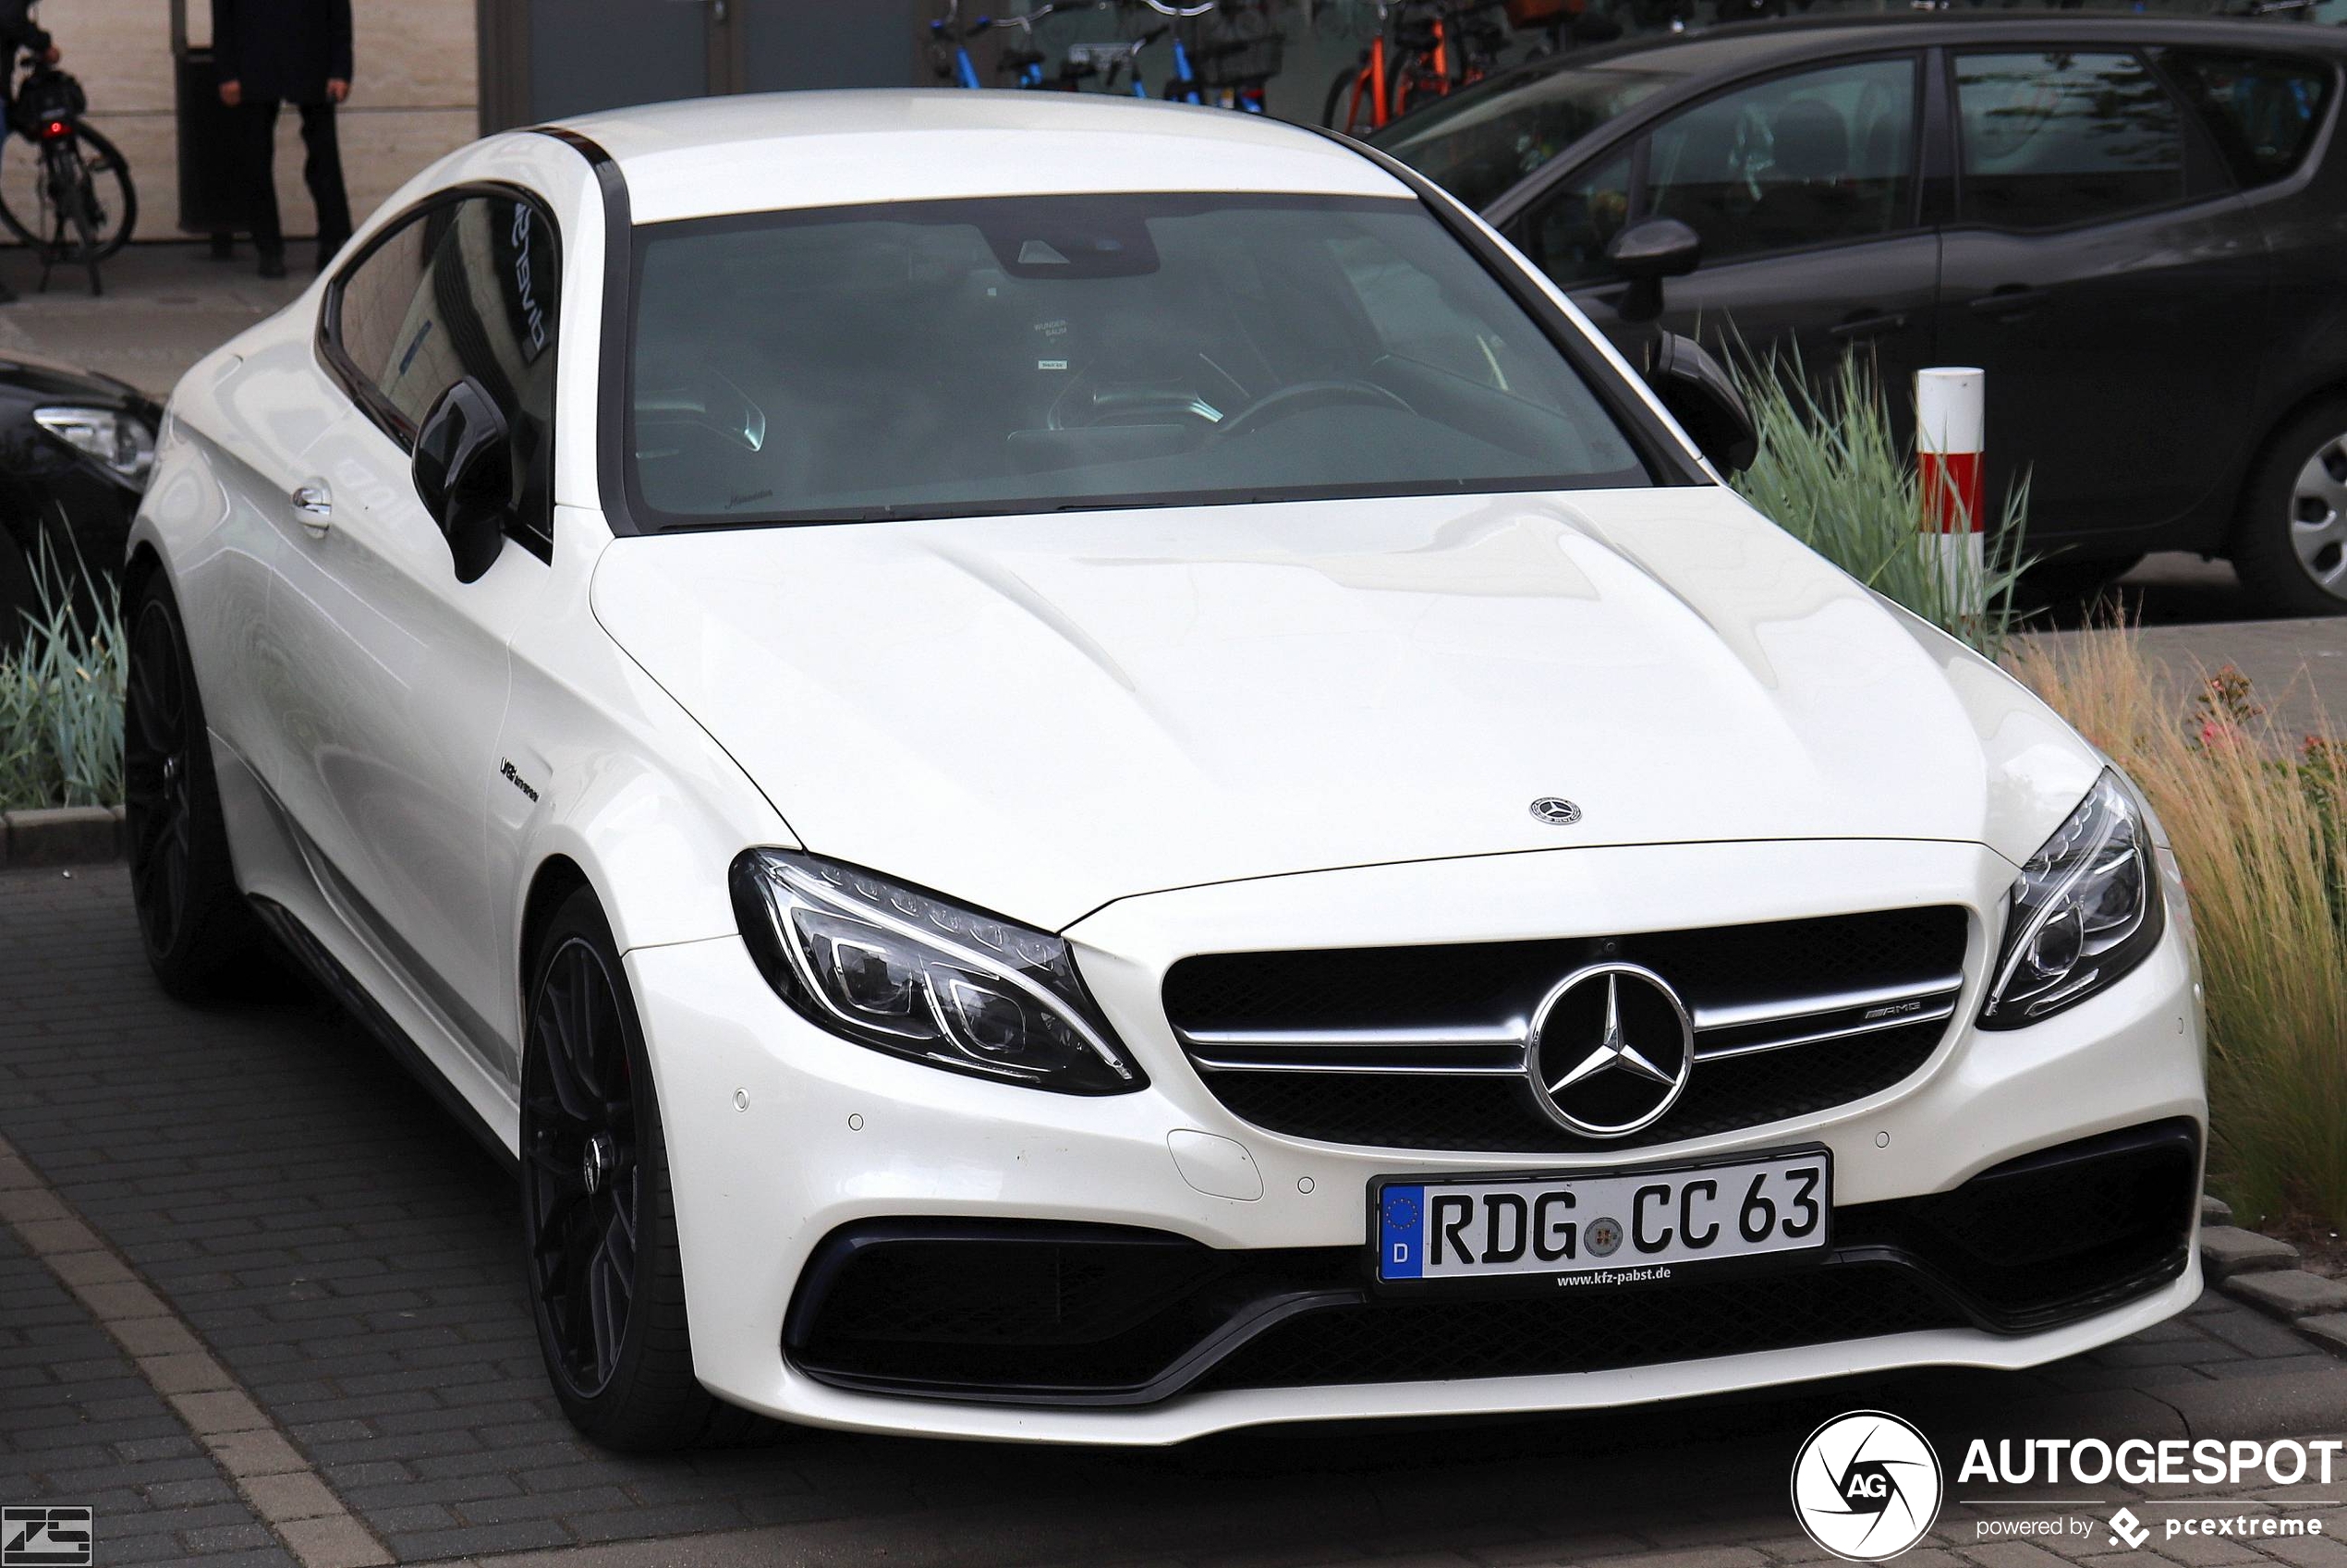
{"left": 493, "top": 504, "right": 796, "bottom": 1039}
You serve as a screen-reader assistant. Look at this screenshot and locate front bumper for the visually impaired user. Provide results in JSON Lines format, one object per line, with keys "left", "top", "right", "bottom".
{"left": 631, "top": 837, "right": 2207, "bottom": 1444}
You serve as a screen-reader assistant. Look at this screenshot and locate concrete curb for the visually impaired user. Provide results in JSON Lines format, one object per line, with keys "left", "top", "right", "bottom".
{"left": 0, "top": 804, "right": 123, "bottom": 868}
{"left": 2202, "top": 1193, "right": 2347, "bottom": 1362}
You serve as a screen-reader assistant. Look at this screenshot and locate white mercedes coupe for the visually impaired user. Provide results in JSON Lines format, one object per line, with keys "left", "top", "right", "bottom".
{"left": 125, "top": 91, "right": 2206, "bottom": 1451}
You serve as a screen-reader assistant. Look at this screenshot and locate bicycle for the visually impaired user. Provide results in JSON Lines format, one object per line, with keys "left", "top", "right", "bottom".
{"left": 929, "top": 0, "right": 998, "bottom": 88}
{"left": 1321, "top": 0, "right": 1507, "bottom": 135}
{"left": 1157, "top": 1, "right": 1283, "bottom": 114}
{"left": 0, "top": 56, "right": 134, "bottom": 296}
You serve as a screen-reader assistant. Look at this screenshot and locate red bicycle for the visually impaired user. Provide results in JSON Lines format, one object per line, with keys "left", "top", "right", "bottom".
{"left": 1321, "top": 0, "right": 1508, "bottom": 136}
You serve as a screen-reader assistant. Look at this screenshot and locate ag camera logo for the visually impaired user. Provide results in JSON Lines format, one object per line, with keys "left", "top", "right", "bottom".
{"left": 1791, "top": 1411, "right": 1943, "bottom": 1562}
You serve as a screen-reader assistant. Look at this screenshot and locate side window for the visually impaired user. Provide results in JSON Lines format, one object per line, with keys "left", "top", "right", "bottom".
{"left": 1520, "top": 150, "right": 1632, "bottom": 287}
{"left": 333, "top": 219, "right": 431, "bottom": 396}
{"left": 2167, "top": 50, "right": 2334, "bottom": 188}
{"left": 1641, "top": 56, "right": 1918, "bottom": 265}
{"left": 1954, "top": 52, "right": 2186, "bottom": 231}
{"left": 327, "top": 193, "right": 562, "bottom": 552}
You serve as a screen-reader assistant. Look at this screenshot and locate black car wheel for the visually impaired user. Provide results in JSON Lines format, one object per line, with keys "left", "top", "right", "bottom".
{"left": 124, "top": 575, "right": 262, "bottom": 996}
{"left": 520, "top": 889, "right": 751, "bottom": 1452}
{"left": 2236, "top": 398, "right": 2347, "bottom": 615}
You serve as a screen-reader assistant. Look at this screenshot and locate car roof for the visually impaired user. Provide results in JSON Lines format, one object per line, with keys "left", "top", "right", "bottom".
{"left": 1400, "top": 9, "right": 2347, "bottom": 133}
{"left": 1560, "top": 10, "right": 2347, "bottom": 73}
{"left": 548, "top": 90, "right": 1414, "bottom": 225}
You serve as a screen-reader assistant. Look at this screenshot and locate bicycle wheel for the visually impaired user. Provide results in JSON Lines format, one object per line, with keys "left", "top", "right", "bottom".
{"left": 69, "top": 125, "right": 136, "bottom": 259}
{"left": 0, "top": 125, "right": 136, "bottom": 261}
{"left": 1322, "top": 61, "right": 1375, "bottom": 132}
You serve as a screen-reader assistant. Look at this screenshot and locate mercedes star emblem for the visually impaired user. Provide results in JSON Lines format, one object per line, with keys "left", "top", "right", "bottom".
{"left": 1526, "top": 962, "right": 1696, "bottom": 1136}
{"left": 1529, "top": 796, "right": 1583, "bottom": 825}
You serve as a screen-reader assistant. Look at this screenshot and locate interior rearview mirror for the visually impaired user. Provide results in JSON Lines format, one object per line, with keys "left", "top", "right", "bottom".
{"left": 1606, "top": 216, "right": 1702, "bottom": 324}
{"left": 412, "top": 377, "right": 512, "bottom": 584}
{"left": 1643, "top": 332, "right": 1757, "bottom": 475}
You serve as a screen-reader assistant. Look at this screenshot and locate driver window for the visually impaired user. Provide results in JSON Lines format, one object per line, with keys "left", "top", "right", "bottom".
{"left": 1643, "top": 56, "right": 1919, "bottom": 265}
{"left": 328, "top": 194, "right": 561, "bottom": 556}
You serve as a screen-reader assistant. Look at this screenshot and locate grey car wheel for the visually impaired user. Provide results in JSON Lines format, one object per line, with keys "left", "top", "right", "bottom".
{"left": 2235, "top": 400, "right": 2347, "bottom": 616}
{"left": 2289, "top": 434, "right": 2347, "bottom": 595}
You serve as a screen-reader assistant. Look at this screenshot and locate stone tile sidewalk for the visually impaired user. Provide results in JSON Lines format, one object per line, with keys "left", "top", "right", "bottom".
{"left": 4, "top": 862, "right": 2345, "bottom": 1567}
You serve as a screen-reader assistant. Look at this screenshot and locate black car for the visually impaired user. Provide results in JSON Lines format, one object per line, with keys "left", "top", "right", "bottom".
{"left": 0, "top": 352, "right": 158, "bottom": 629}
{"left": 1377, "top": 16, "right": 2347, "bottom": 611}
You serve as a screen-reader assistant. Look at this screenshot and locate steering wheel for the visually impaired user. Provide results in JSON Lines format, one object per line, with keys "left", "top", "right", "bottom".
{"left": 1210, "top": 379, "right": 1414, "bottom": 443}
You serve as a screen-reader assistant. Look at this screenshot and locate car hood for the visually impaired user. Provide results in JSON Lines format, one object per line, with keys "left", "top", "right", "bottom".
{"left": 0, "top": 349, "right": 153, "bottom": 410}
{"left": 590, "top": 488, "right": 2100, "bottom": 930}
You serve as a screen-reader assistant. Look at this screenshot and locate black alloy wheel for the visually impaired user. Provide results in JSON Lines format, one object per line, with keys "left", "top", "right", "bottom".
{"left": 518, "top": 890, "right": 751, "bottom": 1451}
{"left": 524, "top": 933, "right": 643, "bottom": 1400}
{"left": 122, "top": 576, "right": 261, "bottom": 996}
{"left": 125, "top": 596, "right": 192, "bottom": 955}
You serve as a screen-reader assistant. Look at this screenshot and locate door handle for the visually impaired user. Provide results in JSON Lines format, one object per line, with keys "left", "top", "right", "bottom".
{"left": 292, "top": 483, "right": 333, "bottom": 535}
{"left": 1969, "top": 286, "right": 2053, "bottom": 320}
{"left": 1829, "top": 310, "right": 1910, "bottom": 340}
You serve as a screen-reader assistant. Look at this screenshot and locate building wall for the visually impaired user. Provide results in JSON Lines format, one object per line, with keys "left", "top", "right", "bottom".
{"left": 60, "top": 0, "right": 478, "bottom": 242}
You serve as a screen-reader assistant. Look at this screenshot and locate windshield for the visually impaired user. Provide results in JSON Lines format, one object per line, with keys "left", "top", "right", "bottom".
{"left": 626, "top": 192, "right": 1648, "bottom": 528}
{"left": 1377, "top": 65, "right": 1676, "bottom": 211}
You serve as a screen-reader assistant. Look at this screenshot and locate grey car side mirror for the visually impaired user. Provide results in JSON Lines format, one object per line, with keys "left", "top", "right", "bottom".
{"left": 412, "top": 376, "right": 512, "bottom": 584}
{"left": 1606, "top": 216, "right": 1701, "bottom": 324}
{"left": 1643, "top": 332, "right": 1757, "bottom": 474}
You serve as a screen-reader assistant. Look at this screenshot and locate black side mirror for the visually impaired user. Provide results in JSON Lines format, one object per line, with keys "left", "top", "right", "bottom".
{"left": 412, "top": 377, "right": 512, "bottom": 584}
{"left": 1644, "top": 332, "right": 1757, "bottom": 474}
{"left": 1605, "top": 216, "right": 1701, "bottom": 324}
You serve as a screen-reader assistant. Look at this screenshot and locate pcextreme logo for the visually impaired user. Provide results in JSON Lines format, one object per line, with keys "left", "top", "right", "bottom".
{"left": 1789, "top": 1411, "right": 1945, "bottom": 1562}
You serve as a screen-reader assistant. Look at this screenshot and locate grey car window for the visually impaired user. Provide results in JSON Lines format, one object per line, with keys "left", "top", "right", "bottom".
{"left": 1643, "top": 56, "right": 1919, "bottom": 265}
{"left": 1955, "top": 51, "right": 2187, "bottom": 230}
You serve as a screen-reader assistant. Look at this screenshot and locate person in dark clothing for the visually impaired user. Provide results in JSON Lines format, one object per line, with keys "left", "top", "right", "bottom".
{"left": 0, "top": 0, "right": 61, "bottom": 303}
{"left": 214, "top": 0, "right": 352, "bottom": 278}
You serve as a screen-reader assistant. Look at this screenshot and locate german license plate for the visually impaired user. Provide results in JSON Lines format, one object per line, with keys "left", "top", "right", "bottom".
{"left": 1373, "top": 1148, "right": 1830, "bottom": 1288}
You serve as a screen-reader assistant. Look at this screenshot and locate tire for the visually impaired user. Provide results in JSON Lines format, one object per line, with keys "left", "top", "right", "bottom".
{"left": 0, "top": 125, "right": 137, "bottom": 262}
{"left": 2018, "top": 552, "right": 2144, "bottom": 609}
{"left": 1323, "top": 62, "right": 1368, "bottom": 130}
{"left": 72, "top": 124, "right": 136, "bottom": 260}
{"left": 124, "top": 574, "right": 266, "bottom": 998}
{"left": 2234, "top": 398, "right": 2347, "bottom": 615}
{"left": 520, "top": 889, "right": 754, "bottom": 1452}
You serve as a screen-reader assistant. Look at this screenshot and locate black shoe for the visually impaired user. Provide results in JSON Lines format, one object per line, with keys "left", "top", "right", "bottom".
{"left": 0, "top": 281, "right": 18, "bottom": 304}
{"left": 207, "top": 233, "right": 235, "bottom": 261}
{"left": 257, "top": 252, "right": 287, "bottom": 280}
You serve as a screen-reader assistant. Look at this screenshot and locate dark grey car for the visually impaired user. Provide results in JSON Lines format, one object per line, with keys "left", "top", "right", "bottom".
{"left": 1377, "top": 17, "right": 2347, "bottom": 612}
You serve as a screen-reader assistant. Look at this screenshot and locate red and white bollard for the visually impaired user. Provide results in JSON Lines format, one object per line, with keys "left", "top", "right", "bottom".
{"left": 1915, "top": 367, "right": 1986, "bottom": 620}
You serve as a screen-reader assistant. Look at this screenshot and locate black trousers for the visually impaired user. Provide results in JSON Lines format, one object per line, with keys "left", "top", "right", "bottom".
{"left": 240, "top": 99, "right": 352, "bottom": 263}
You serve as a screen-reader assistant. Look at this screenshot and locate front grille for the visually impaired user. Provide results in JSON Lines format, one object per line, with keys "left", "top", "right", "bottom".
{"left": 784, "top": 1122, "right": 2196, "bottom": 1407}
{"left": 1202, "top": 1019, "right": 1948, "bottom": 1154}
{"left": 1165, "top": 906, "right": 1969, "bottom": 1154}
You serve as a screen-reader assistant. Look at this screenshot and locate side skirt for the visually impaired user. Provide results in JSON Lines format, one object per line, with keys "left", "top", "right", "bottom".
{"left": 249, "top": 893, "right": 519, "bottom": 1177}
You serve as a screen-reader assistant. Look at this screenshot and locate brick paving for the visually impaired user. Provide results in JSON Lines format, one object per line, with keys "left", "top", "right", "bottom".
{"left": 5, "top": 862, "right": 2347, "bottom": 1565}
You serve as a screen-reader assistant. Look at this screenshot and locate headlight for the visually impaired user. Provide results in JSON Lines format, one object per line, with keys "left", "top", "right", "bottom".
{"left": 33, "top": 406, "right": 155, "bottom": 487}
{"left": 1980, "top": 770, "right": 2165, "bottom": 1028}
{"left": 728, "top": 849, "right": 1144, "bottom": 1094}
